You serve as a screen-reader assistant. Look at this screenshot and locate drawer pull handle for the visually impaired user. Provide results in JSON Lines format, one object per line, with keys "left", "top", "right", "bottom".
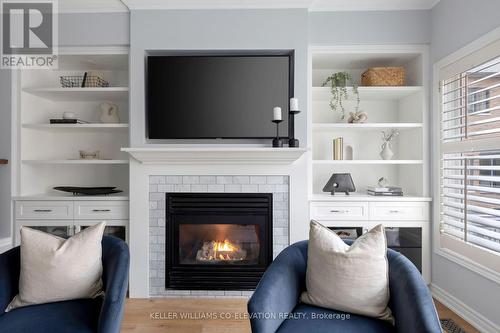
{"left": 389, "top": 210, "right": 400, "bottom": 213}
{"left": 92, "top": 209, "right": 111, "bottom": 212}
{"left": 33, "top": 209, "right": 52, "bottom": 212}
{"left": 330, "top": 210, "right": 349, "bottom": 213}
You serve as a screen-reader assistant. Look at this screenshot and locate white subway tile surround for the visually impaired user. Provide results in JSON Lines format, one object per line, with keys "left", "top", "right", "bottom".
{"left": 149, "top": 175, "right": 289, "bottom": 297}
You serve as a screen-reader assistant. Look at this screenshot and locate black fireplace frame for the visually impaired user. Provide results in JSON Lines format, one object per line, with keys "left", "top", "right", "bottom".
{"left": 165, "top": 193, "right": 273, "bottom": 290}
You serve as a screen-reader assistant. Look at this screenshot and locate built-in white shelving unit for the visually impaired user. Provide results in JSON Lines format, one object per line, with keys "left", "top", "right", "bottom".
{"left": 309, "top": 47, "right": 429, "bottom": 197}
{"left": 12, "top": 47, "right": 130, "bottom": 245}
{"left": 15, "top": 47, "right": 130, "bottom": 197}
{"left": 308, "top": 46, "right": 431, "bottom": 282}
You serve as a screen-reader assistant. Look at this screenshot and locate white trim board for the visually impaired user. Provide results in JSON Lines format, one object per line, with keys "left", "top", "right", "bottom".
{"left": 120, "top": 0, "right": 439, "bottom": 11}
{"left": 431, "top": 284, "right": 500, "bottom": 333}
{"left": 431, "top": 25, "right": 500, "bottom": 284}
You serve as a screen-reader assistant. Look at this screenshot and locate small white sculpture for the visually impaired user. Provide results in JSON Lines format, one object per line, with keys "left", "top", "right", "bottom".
{"left": 99, "top": 102, "right": 120, "bottom": 123}
{"left": 380, "top": 129, "right": 399, "bottom": 160}
{"left": 347, "top": 111, "right": 368, "bottom": 124}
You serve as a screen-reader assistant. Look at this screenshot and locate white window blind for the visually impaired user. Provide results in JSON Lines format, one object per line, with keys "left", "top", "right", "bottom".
{"left": 441, "top": 55, "right": 500, "bottom": 255}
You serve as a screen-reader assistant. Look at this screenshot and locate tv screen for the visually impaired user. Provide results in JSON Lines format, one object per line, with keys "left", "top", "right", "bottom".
{"left": 147, "top": 53, "right": 292, "bottom": 139}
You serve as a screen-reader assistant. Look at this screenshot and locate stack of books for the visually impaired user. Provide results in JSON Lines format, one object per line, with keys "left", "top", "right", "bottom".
{"left": 367, "top": 186, "right": 403, "bottom": 196}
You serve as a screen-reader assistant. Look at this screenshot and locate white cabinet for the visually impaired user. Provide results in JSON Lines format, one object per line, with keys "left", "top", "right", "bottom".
{"left": 14, "top": 198, "right": 129, "bottom": 246}
{"left": 310, "top": 198, "right": 431, "bottom": 283}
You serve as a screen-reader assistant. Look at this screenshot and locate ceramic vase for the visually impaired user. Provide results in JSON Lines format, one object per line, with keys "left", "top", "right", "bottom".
{"left": 380, "top": 143, "right": 394, "bottom": 160}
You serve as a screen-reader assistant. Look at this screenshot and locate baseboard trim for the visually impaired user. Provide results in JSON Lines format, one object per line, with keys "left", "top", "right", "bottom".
{"left": 0, "top": 237, "right": 12, "bottom": 254}
{"left": 431, "top": 284, "right": 500, "bottom": 333}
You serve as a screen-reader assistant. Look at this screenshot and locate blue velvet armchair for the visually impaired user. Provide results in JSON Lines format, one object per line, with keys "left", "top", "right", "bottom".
{"left": 248, "top": 240, "right": 441, "bottom": 333}
{"left": 0, "top": 236, "right": 129, "bottom": 333}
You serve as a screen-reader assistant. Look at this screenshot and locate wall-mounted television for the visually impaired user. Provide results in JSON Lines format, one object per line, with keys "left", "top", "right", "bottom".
{"left": 146, "top": 51, "right": 294, "bottom": 139}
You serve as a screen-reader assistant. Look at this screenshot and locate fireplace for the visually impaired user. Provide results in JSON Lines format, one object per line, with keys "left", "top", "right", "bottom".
{"left": 165, "top": 193, "right": 273, "bottom": 290}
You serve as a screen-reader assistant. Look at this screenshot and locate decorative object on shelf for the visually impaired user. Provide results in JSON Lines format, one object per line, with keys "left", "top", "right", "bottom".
{"left": 79, "top": 150, "right": 100, "bottom": 160}
{"left": 272, "top": 106, "right": 283, "bottom": 147}
{"left": 344, "top": 144, "right": 353, "bottom": 160}
{"left": 367, "top": 185, "right": 403, "bottom": 196}
{"left": 347, "top": 111, "right": 368, "bottom": 123}
{"left": 321, "top": 72, "right": 360, "bottom": 120}
{"left": 53, "top": 186, "right": 123, "bottom": 196}
{"left": 322, "top": 173, "right": 356, "bottom": 195}
{"left": 378, "top": 177, "right": 389, "bottom": 187}
{"left": 288, "top": 98, "right": 301, "bottom": 147}
{"left": 361, "top": 67, "right": 405, "bottom": 86}
{"left": 380, "top": 129, "right": 399, "bottom": 160}
{"left": 62, "top": 111, "right": 76, "bottom": 120}
{"left": 100, "top": 102, "right": 120, "bottom": 123}
{"left": 332, "top": 137, "right": 343, "bottom": 160}
{"left": 368, "top": 177, "right": 403, "bottom": 196}
{"left": 60, "top": 73, "right": 109, "bottom": 88}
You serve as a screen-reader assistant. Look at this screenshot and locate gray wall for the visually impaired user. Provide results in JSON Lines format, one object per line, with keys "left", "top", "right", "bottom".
{"left": 430, "top": 0, "right": 500, "bottom": 327}
{"left": 129, "top": 9, "right": 309, "bottom": 147}
{"left": 59, "top": 13, "right": 129, "bottom": 46}
{"left": 309, "top": 10, "right": 431, "bottom": 45}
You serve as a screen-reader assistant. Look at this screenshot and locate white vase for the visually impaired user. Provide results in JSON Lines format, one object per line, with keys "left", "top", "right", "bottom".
{"left": 380, "top": 143, "right": 394, "bottom": 160}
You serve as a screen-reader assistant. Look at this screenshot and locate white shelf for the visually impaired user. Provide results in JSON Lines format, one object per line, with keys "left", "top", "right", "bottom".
{"left": 22, "top": 159, "right": 129, "bottom": 165}
{"left": 22, "top": 123, "right": 129, "bottom": 129}
{"left": 313, "top": 123, "right": 422, "bottom": 130}
{"left": 22, "top": 87, "right": 129, "bottom": 102}
{"left": 312, "top": 86, "right": 422, "bottom": 101}
{"left": 313, "top": 160, "right": 423, "bottom": 165}
{"left": 310, "top": 193, "right": 432, "bottom": 202}
{"left": 13, "top": 194, "right": 129, "bottom": 201}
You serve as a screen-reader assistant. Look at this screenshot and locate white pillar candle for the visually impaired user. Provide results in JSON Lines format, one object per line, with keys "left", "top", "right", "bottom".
{"left": 273, "top": 107, "right": 282, "bottom": 121}
{"left": 290, "top": 98, "right": 299, "bottom": 111}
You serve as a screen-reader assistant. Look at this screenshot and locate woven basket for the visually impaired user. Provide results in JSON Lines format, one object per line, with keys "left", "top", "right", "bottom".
{"left": 361, "top": 67, "right": 405, "bottom": 86}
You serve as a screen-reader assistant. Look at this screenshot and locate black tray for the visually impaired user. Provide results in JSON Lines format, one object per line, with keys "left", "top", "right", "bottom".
{"left": 54, "top": 186, "right": 123, "bottom": 196}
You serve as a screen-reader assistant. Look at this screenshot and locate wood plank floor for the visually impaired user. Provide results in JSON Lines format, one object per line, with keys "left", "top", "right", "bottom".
{"left": 122, "top": 298, "right": 479, "bottom": 333}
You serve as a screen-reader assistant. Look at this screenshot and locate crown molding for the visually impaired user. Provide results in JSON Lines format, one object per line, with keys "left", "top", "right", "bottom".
{"left": 309, "top": 0, "right": 440, "bottom": 12}
{"left": 59, "top": 0, "right": 440, "bottom": 13}
{"left": 120, "top": 0, "right": 440, "bottom": 11}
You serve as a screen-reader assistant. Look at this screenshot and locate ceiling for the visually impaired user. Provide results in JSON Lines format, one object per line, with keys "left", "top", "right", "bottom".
{"left": 60, "top": 0, "right": 440, "bottom": 13}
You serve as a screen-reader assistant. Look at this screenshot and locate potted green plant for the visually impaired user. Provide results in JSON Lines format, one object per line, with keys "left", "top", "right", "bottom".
{"left": 322, "top": 72, "right": 360, "bottom": 120}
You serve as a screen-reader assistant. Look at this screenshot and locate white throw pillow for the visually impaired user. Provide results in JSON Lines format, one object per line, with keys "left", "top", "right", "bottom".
{"left": 6, "top": 222, "right": 106, "bottom": 312}
{"left": 300, "top": 220, "right": 394, "bottom": 323}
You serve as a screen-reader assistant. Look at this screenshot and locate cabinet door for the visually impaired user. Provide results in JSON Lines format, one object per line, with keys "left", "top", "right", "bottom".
{"left": 75, "top": 220, "right": 128, "bottom": 242}
{"left": 15, "top": 220, "right": 73, "bottom": 245}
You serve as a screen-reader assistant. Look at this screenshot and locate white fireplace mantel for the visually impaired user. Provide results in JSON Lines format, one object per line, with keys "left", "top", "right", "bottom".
{"left": 121, "top": 147, "right": 308, "bottom": 165}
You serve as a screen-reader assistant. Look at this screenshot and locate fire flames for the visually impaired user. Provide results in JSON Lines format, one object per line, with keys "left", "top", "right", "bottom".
{"left": 196, "top": 239, "right": 247, "bottom": 262}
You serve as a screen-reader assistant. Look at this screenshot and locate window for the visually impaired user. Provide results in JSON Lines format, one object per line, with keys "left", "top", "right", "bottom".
{"left": 440, "top": 55, "right": 500, "bottom": 262}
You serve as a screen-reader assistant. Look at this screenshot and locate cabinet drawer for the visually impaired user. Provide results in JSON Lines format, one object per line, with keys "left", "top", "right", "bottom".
{"left": 310, "top": 202, "right": 369, "bottom": 221}
{"left": 370, "top": 202, "right": 428, "bottom": 221}
{"left": 74, "top": 201, "right": 129, "bottom": 220}
{"left": 16, "top": 201, "right": 73, "bottom": 219}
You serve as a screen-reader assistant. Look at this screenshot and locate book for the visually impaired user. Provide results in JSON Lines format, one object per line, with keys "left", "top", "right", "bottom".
{"left": 367, "top": 186, "right": 403, "bottom": 193}
{"left": 367, "top": 190, "right": 403, "bottom": 196}
{"left": 50, "top": 119, "right": 89, "bottom": 124}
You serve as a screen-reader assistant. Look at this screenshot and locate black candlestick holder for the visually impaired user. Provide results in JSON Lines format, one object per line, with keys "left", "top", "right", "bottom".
{"left": 272, "top": 119, "right": 283, "bottom": 147}
{"left": 288, "top": 110, "right": 301, "bottom": 147}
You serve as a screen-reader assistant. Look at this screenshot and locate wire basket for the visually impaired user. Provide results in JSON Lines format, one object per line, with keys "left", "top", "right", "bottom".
{"left": 59, "top": 75, "right": 110, "bottom": 88}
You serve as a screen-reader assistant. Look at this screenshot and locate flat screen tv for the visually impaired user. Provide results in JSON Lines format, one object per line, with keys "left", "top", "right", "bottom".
{"left": 146, "top": 52, "right": 293, "bottom": 139}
